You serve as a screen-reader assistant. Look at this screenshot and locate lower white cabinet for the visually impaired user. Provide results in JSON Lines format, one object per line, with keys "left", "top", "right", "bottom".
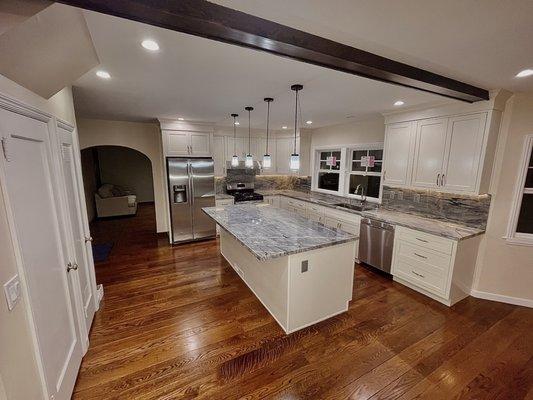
{"left": 215, "top": 198, "right": 234, "bottom": 235}
{"left": 391, "top": 226, "right": 481, "bottom": 306}
{"left": 263, "top": 195, "right": 280, "bottom": 208}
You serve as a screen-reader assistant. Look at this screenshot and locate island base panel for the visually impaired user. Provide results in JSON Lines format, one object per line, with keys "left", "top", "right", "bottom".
{"left": 219, "top": 230, "right": 356, "bottom": 334}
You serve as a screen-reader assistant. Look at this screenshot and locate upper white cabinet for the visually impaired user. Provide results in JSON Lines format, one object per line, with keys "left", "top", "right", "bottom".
{"left": 212, "top": 135, "right": 226, "bottom": 176}
{"left": 383, "top": 109, "right": 498, "bottom": 195}
{"left": 442, "top": 113, "right": 487, "bottom": 193}
{"left": 412, "top": 117, "right": 448, "bottom": 189}
{"left": 383, "top": 121, "right": 415, "bottom": 187}
{"left": 164, "top": 130, "right": 211, "bottom": 156}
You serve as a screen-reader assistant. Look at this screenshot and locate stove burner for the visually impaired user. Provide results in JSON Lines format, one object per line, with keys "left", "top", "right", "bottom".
{"left": 232, "top": 191, "right": 264, "bottom": 203}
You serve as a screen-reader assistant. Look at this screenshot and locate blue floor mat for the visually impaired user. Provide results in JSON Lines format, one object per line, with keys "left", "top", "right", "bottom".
{"left": 92, "top": 242, "right": 113, "bottom": 263}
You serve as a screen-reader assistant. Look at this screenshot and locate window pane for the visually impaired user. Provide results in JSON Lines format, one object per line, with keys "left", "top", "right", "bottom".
{"left": 368, "top": 161, "right": 382, "bottom": 173}
{"left": 318, "top": 172, "right": 339, "bottom": 192}
{"left": 348, "top": 175, "right": 381, "bottom": 199}
{"left": 320, "top": 151, "right": 331, "bottom": 160}
{"left": 352, "top": 150, "right": 367, "bottom": 161}
{"left": 331, "top": 161, "right": 340, "bottom": 171}
{"left": 332, "top": 151, "right": 341, "bottom": 159}
{"left": 525, "top": 168, "right": 533, "bottom": 188}
{"left": 516, "top": 194, "right": 533, "bottom": 234}
{"left": 368, "top": 149, "right": 383, "bottom": 160}
{"left": 319, "top": 161, "right": 328, "bottom": 170}
{"left": 529, "top": 148, "right": 533, "bottom": 167}
{"left": 352, "top": 161, "right": 365, "bottom": 171}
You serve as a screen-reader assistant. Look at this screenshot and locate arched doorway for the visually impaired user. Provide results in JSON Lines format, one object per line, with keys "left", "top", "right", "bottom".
{"left": 80, "top": 145, "right": 156, "bottom": 262}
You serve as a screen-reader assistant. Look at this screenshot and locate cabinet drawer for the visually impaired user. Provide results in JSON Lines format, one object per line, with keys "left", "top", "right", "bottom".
{"left": 308, "top": 212, "right": 326, "bottom": 225}
{"left": 325, "top": 208, "right": 361, "bottom": 225}
{"left": 396, "top": 241, "right": 451, "bottom": 272}
{"left": 215, "top": 199, "right": 234, "bottom": 206}
{"left": 396, "top": 226, "right": 454, "bottom": 255}
{"left": 306, "top": 203, "right": 325, "bottom": 215}
{"left": 325, "top": 217, "right": 359, "bottom": 235}
{"left": 394, "top": 254, "right": 448, "bottom": 296}
{"left": 286, "top": 198, "right": 307, "bottom": 210}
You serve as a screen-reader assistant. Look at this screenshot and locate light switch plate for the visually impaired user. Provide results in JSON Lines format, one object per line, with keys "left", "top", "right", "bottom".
{"left": 301, "top": 260, "right": 309, "bottom": 273}
{"left": 3, "top": 275, "right": 21, "bottom": 311}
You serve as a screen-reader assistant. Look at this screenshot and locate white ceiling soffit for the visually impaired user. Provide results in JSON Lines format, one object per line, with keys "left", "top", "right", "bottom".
{"left": 0, "top": 0, "right": 51, "bottom": 35}
{"left": 213, "top": 0, "right": 533, "bottom": 93}
{"left": 0, "top": 3, "right": 99, "bottom": 99}
{"left": 73, "top": 11, "right": 450, "bottom": 128}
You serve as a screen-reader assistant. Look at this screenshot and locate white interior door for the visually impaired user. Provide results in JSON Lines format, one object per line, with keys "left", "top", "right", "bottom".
{"left": 0, "top": 109, "right": 82, "bottom": 400}
{"left": 58, "top": 125, "right": 96, "bottom": 333}
{"left": 412, "top": 118, "right": 448, "bottom": 189}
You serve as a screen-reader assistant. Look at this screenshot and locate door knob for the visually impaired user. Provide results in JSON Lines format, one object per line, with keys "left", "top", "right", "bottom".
{"left": 84, "top": 236, "right": 93, "bottom": 243}
{"left": 67, "top": 262, "right": 78, "bottom": 272}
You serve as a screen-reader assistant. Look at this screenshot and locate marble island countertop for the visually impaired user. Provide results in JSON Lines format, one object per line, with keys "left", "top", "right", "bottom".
{"left": 255, "top": 190, "right": 484, "bottom": 241}
{"left": 203, "top": 203, "right": 357, "bottom": 261}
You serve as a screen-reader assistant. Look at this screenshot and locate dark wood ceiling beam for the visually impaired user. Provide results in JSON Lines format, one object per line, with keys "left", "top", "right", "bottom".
{"left": 56, "top": 0, "right": 489, "bottom": 102}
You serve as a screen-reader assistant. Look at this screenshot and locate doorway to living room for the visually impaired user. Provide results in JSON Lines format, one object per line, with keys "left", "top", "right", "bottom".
{"left": 80, "top": 145, "right": 156, "bottom": 263}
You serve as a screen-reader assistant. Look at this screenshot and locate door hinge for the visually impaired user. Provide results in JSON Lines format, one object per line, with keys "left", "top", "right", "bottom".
{"left": 1, "top": 136, "right": 10, "bottom": 162}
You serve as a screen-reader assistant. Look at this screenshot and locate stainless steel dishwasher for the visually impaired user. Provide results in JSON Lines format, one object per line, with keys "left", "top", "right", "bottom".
{"left": 358, "top": 218, "right": 395, "bottom": 273}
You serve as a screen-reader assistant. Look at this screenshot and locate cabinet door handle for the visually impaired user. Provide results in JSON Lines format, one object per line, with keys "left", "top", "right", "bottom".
{"left": 441, "top": 174, "right": 446, "bottom": 186}
{"left": 67, "top": 262, "right": 78, "bottom": 272}
{"left": 412, "top": 270, "right": 425, "bottom": 278}
{"left": 84, "top": 236, "right": 93, "bottom": 243}
{"left": 413, "top": 253, "right": 427, "bottom": 259}
{"left": 436, "top": 173, "right": 440, "bottom": 186}
{"left": 415, "top": 237, "right": 429, "bottom": 243}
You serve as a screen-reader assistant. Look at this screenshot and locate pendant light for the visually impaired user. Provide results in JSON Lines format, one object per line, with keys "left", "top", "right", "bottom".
{"left": 263, "top": 97, "right": 273, "bottom": 169}
{"left": 290, "top": 84, "right": 303, "bottom": 172}
{"left": 244, "top": 106, "right": 254, "bottom": 168}
{"left": 231, "top": 113, "right": 239, "bottom": 167}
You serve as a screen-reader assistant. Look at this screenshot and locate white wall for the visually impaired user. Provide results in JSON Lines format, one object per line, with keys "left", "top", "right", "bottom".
{"left": 77, "top": 118, "right": 167, "bottom": 232}
{"left": 0, "top": 74, "right": 77, "bottom": 400}
{"left": 310, "top": 117, "right": 385, "bottom": 148}
{"left": 473, "top": 93, "right": 533, "bottom": 305}
{"left": 97, "top": 146, "right": 154, "bottom": 203}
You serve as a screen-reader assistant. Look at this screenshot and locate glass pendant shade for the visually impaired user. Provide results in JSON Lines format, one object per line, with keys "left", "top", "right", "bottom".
{"left": 231, "top": 155, "right": 239, "bottom": 167}
{"left": 262, "top": 154, "right": 272, "bottom": 169}
{"left": 289, "top": 153, "right": 300, "bottom": 171}
{"left": 245, "top": 154, "right": 254, "bottom": 168}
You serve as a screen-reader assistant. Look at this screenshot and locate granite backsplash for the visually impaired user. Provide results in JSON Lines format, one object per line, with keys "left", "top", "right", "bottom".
{"left": 215, "top": 173, "right": 311, "bottom": 194}
{"left": 381, "top": 186, "right": 491, "bottom": 229}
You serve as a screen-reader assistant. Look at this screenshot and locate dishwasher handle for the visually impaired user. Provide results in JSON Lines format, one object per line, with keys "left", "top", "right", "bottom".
{"left": 361, "top": 218, "right": 395, "bottom": 231}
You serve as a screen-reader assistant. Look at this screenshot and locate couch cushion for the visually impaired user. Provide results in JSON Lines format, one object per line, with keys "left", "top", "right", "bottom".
{"left": 98, "top": 184, "right": 115, "bottom": 198}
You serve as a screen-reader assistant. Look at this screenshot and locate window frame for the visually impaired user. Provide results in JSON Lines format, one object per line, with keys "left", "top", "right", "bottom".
{"left": 345, "top": 143, "right": 384, "bottom": 203}
{"left": 505, "top": 134, "right": 533, "bottom": 246}
{"left": 312, "top": 147, "right": 344, "bottom": 194}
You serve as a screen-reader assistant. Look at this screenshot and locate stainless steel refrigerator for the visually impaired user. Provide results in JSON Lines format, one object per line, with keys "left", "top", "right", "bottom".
{"left": 167, "top": 157, "right": 216, "bottom": 243}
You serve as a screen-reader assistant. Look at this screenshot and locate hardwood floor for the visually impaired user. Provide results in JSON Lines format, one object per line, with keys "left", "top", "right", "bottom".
{"left": 74, "top": 204, "right": 533, "bottom": 399}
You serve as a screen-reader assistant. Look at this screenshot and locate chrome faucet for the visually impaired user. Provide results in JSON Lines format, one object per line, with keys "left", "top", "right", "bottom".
{"left": 354, "top": 184, "right": 366, "bottom": 203}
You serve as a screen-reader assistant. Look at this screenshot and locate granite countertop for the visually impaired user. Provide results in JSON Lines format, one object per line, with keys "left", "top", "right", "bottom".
{"left": 203, "top": 203, "right": 357, "bottom": 261}
{"left": 256, "top": 190, "right": 484, "bottom": 241}
{"left": 215, "top": 193, "right": 234, "bottom": 200}
{"left": 360, "top": 209, "right": 484, "bottom": 241}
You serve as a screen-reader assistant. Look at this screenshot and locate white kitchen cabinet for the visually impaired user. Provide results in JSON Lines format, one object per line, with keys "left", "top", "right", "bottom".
{"left": 391, "top": 226, "right": 481, "bottom": 306}
{"left": 441, "top": 113, "right": 487, "bottom": 193}
{"left": 226, "top": 136, "right": 247, "bottom": 160}
{"left": 263, "top": 195, "right": 280, "bottom": 208}
{"left": 411, "top": 118, "right": 448, "bottom": 189}
{"left": 164, "top": 130, "right": 211, "bottom": 156}
{"left": 383, "top": 122, "right": 415, "bottom": 187}
{"left": 212, "top": 136, "right": 226, "bottom": 176}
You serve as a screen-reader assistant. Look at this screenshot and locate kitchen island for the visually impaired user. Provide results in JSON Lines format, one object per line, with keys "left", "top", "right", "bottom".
{"left": 203, "top": 203, "right": 358, "bottom": 334}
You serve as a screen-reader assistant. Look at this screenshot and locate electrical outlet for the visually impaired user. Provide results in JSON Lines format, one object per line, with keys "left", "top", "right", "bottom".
{"left": 3, "top": 275, "right": 21, "bottom": 311}
{"left": 413, "top": 193, "right": 421, "bottom": 203}
{"left": 397, "top": 191, "right": 404, "bottom": 200}
{"left": 301, "top": 260, "right": 309, "bottom": 273}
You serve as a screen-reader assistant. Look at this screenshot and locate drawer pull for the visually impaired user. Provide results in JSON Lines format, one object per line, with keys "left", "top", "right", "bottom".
{"left": 412, "top": 270, "right": 425, "bottom": 278}
{"left": 415, "top": 237, "right": 429, "bottom": 243}
{"left": 413, "top": 252, "right": 427, "bottom": 259}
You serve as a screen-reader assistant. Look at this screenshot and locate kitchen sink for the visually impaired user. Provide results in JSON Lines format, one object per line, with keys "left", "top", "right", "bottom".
{"left": 334, "top": 202, "right": 374, "bottom": 212}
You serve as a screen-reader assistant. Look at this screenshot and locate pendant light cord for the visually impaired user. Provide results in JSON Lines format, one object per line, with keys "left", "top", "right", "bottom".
{"left": 248, "top": 109, "right": 251, "bottom": 154}
{"left": 233, "top": 115, "right": 236, "bottom": 154}
{"left": 294, "top": 89, "right": 299, "bottom": 154}
{"left": 266, "top": 101, "right": 270, "bottom": 154}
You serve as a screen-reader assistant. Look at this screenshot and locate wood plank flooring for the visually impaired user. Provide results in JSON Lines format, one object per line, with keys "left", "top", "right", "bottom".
{"left": 73, "top": 203, "right": 533, "bottom": 399}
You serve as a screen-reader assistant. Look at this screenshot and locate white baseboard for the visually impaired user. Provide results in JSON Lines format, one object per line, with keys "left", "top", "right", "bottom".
{"left": 470, "top": 289, "right": 533, "bottom": 308}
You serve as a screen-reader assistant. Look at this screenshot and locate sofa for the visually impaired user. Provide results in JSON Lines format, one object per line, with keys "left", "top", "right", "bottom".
{"left": 94, "top": 184, "right": 138, "bottom": 218}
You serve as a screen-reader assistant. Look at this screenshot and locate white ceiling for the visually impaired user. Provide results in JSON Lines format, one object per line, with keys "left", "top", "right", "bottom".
{"left": 73, "top": 10, "right": 451, "bottom": 128}
{"left": 214, "top": 0, "right": 533, "bottom": 93}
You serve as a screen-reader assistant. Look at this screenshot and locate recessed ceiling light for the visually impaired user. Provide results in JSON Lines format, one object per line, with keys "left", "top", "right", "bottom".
{"left": 516, "top": 69, "right": 533, "bottom": 78}
{"left": 177, "top": 117, "right": 184, "bottom": 121}
{"left": 394, "top": 100, "right": 405, "bottom": 106}
{"left": 306, "top": 120, "right": 313, "bottom": 125}
{"left": 141, "top": 39, "right": 159, "bottom": 51}
{"left": 234, "top": 121, "right": 240, "bottom": 126}
{"left": 282, "top": 126, "right": 288, "bottom": 129}
{"left": 96, "top": 70, "right": 111, "bottom": 79}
